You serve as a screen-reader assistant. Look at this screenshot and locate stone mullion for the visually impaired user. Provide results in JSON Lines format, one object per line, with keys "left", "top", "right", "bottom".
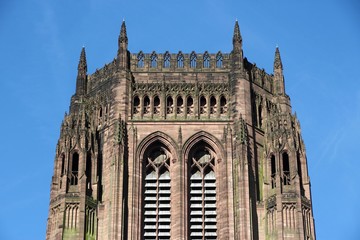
{"left": 161, "top": 89, "right": 166, "bottom": 119}
{"left": 150, "top": 95, "right": 154, "bottom": 119}
{"left": 216, "top": 95, "right": 221, "bottom": 119}
{"left": 174, "top": 95, "right": 178, "bottom": 120}
{"left": 184, "top": 95, "right": 188, "bottom": 120}
{"left": 206, "top": 95, "right": 210, "bottom": 119}
{"left": 140, "top": 94, "right": 144, "bottom": 119}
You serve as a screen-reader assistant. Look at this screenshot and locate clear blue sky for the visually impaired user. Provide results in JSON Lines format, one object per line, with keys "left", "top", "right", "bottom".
{"left": 0, "top": 0, "right": 359, "bottom": 239}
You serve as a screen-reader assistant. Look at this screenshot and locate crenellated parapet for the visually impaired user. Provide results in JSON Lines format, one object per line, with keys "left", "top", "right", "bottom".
{"left": 130, "top": 51, "right": 231, "bottom": 72}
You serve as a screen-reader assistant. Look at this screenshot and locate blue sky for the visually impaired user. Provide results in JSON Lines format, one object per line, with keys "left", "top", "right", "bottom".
{"left": 0, "top": 0, "right": 359, "bottom": 239}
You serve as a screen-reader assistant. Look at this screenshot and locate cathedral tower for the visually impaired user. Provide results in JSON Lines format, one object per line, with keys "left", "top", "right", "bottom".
{"left": 46, "top": 21, "right": 316, "bottom": 240}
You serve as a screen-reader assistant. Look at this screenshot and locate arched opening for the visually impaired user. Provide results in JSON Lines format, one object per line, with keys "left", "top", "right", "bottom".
{"left": 282, "top": 152, "right": 290, "bottom": 185}
{"left": 177, "top": 52, "right": 184, "bottom": 68}
{"left": 137, "top": 52, "right": 145, "bottom": 68}
{"left": 190, "top": 52, "right": 197, "bottom": 68}
{"left": 150, "top": 52, "right": 157, "bottom": 68}
{"left": 188, "top": 141, "right": 217, "bottom": 239}
{"left": 177, "top": 96, "right": 184, "bottom": 114}
{"left": 203, "top": 52, "right": 210, "bottom": 68}
{"left": 166, "top": 96, "right": 174, "bottom": 115}
{"left": 209, "top": 96, "right": 216, "bottom": 114}
{"left": 143, "top": 96, "right": 150, "bottom": 115}
{"left": 216, "top": 52, "right": 223, "bottom": 68}
{"left": 153, "top": 96, "right": 160, "bottom": 115}
{"left": 187, "top": 96, "right": 194, "bottom": 115}
{"left": 163, "top": 51, "right": 171, "bottom": 68}
{"left": 270, "top": 155, "right": 276, "bottom": 188}
{"left": 199, "top": 96, "right": 207, "bottom": 115}
{"left": 133, "top": 95, "right": 140, "bottom": 114}
{"left": 220, "top": 95, "right": 227, "bottom": 114}
{"left": 143, "top": 141, "right": 171, "bottom": 239}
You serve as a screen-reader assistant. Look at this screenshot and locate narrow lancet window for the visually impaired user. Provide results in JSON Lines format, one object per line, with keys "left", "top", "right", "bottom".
{"left": 209, "top": 96, "right": 216, "bottom": 114}
{"left": 187, "top": 96, "right": 194, "bottom": 115}
{"left": 270, "top": 155, "right": 276, "bottom": 188}
{"left": 220, "top": 96, "right": 227, "bottom": 114}
{"left": 199, "top": 96, "right": 207, "bottom": 115}
{"left": 60, "top": 154, "right": 65, "bottom": 176}
{"left": 177, "top": 96, "right": 184, "bottom": 114}
{"left": 133, "top": 96, "right": 140, "bottom": 114}
{"left": 166, "top": 96, "right": 174, "bottom": 115}
{"left": 143, "top": 96, "right": 150, "bottom": 115}
{"left": 283, "top": 152, "right": 290, "bottom": 185}
{"left": 153, "top": 96, "right": 160, "bottom": 115}
{"left": 86, "top": 153, "right": 92, "bottom": 195}
{"left": 70, "top": 152, "right": 79, "bottom": 185}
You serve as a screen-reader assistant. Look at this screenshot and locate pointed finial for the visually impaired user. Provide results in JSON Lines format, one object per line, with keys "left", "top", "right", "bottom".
{"left": 233, "top": 20, "right": 242, "bottom": 43}
{"left": 274, "top": 46, "right": 283, "bottom": 70}
{"left": 119, "top": 20, "right": 128, "bottom": 44}
{"left": 76, "top": 47, "right": 87, "bottom": 95}
{"left": 78, "top": 46, "right": 87, "bottom": 70}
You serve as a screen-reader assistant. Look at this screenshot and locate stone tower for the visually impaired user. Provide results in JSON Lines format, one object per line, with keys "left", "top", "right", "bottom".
{"left": 46, "top": 21, "right": 316, "bottom": 240}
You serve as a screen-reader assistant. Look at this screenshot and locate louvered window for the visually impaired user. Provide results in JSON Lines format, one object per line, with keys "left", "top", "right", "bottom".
{"left": 190, "top": 147, "right": 217, "bottom": 239}
{"left": 144, "top": 147, "right": 171, "bottom": 240}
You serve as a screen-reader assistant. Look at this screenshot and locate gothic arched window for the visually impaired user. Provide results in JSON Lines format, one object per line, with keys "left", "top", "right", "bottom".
{"left": 150, "top": 52, "right": 157, "bottom": 68}
{"left": 177, "top": 52, "right": 184, "bottom": 68}
{"left": 60, "top": 154, "right": 65, "bottom": 176}
{"left": 203, "top": 52, "right": 210, "bottom": 68}
{"left": 143, "top": 142, "right": 171, "bottom": 239}
{"left": 190, "top": 52, "right": 197, "bottom": 68}
{"left": 137, "top": 52, "right": 145, "bottom": 68}
{"left": 86, "top": 152, "right": 92, "bottom": 195}
{"left": 189, "top": 142, "right": 217, "bottom": 239}
{"left": 216, "top": 52, "right": 223, "bottom": 68}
